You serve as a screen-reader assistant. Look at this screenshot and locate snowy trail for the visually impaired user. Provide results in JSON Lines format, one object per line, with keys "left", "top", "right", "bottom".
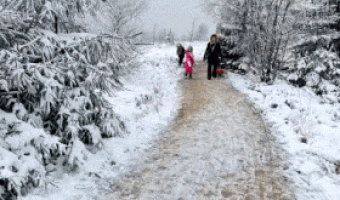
{"left": 105, "top": 62, "right": 295, "bottom": 199}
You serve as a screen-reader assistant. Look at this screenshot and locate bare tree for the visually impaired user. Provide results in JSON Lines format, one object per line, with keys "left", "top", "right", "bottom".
{"left": 107, "top": 0, "right": 147, "bottom": 35}
{"left": 156, "top": 29, "right": 166, "bottom": 43}
{"left": 152, "top": 23, "right": 158, "bottom": 44}
{"left": 78, "top": 0, "right": 148, "bottom": 36}
{"left": 165, "top": 29, "right": 176, "bottom": 44}
{"left": 204, "top": 0, "right": 294, "bottom": 82}
{"left": 190, "top": 18, "right": 196, "bottom": 42}
{"left": 205, "top": 0, "right": 340, "bottom": 83}
{"left": 155, "top": 29, "right": 175, "bottom": 44}
{"left": 180, "top": 34, "right": 189, "bottom": 41}
{"left": 195, "top": 23, "right": 209, "bottom": 41}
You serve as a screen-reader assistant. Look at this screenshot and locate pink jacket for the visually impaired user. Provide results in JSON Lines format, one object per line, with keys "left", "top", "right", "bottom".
{"left": 185, "top": 50, "right": 195, "bottom": 69}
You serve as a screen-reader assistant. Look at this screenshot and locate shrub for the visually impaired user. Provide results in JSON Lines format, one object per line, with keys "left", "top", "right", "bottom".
{"left": 0, "top": 30, "right": 136, "bottom": 198}
{"left": 287, "top": 49, "right": 340, "bottom": 98}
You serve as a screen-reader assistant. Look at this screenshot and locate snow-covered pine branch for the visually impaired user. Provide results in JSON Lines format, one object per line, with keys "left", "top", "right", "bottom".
{"left": 0, "top": 0, "right": 144, "bottom": 198}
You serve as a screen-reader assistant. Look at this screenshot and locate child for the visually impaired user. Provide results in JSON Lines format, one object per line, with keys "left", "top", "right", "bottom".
{"left": 185, "top": 46, "right": 195, "bottom": 79}
{"left": 176, "top": 43, "right": 185, "bottom": 67}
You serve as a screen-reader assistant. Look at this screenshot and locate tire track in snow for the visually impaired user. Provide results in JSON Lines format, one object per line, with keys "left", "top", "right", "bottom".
{"left": 106, "top": 61, "right": 295, "bottom": 200}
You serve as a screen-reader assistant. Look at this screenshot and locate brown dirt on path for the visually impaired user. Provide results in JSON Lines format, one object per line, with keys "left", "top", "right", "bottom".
{"left": 105, "top": 61, "right": 295, "bottom": 200}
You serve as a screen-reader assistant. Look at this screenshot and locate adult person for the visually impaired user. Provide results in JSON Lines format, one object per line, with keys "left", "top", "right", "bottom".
{"left": 204, "top": 34, "right": 222, "bottom": 80}
{"left": 176, "top": 43, "right": 185, "bottom": 67}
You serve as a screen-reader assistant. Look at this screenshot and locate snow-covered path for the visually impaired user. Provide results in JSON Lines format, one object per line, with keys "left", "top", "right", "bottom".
{"left": 105, "top": 62, "right": 295, "bottom": 199}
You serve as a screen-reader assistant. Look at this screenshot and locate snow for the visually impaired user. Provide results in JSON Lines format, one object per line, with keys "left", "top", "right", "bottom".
{"left": 221, "top": 23, "right": 242, "bottom": 30}
{"left": 228, "top": 73, "right": 340, "bottom": 200}
{"left": 4, "top": 36, "right": 340, "bottom": 198}
{"left": 21, "top": 42, "right": 209, "bottom": 200}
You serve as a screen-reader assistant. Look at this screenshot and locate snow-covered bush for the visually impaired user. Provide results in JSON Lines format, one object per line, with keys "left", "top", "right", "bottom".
{"left": 0, "top": 0, "right": 145, "bottom": 199}
{"left": 0, "top": 0, "right": 101, "bottom": 40}
{"left": 0, "top": 31, "right": 136, "bottom": 198}
{"left": 287, "top": 49, "right": 340, "bottom": 100}
{"left": 0, "top": 116, "right": 50, "bottom": 200}
{"left": 1, "top": 31, "right": 127, "bottom": 129}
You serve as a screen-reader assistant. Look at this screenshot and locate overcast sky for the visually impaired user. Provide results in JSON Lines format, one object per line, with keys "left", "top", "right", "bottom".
{"left": 139, "top": 0, "right": 217, "bottom": 39}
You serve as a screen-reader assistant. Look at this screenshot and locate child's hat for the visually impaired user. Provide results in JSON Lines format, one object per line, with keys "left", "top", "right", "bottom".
{"left": 187, "top": 46, "right": 193, "bottom": 52}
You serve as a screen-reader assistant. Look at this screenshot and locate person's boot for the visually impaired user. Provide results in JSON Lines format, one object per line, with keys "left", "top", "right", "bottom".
{"left": 189, "top": 73, "right": 192, "bottom": 79}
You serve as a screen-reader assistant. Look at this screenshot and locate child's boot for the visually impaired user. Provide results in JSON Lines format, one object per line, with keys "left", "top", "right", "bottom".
{"left": 189, "top": 73, "right": 192, "bottom": 79}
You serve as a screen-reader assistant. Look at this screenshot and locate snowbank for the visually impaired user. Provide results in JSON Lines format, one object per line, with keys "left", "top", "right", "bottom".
{"left": 22, "top": 43, "right": 184, "bottom": 200}
{"left": 228, "top": 73, "right": 340, "bottom": 200}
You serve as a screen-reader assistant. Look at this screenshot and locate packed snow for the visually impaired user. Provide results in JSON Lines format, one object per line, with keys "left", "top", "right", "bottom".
{"left": 228, "top": 73, "right": 340, "bottom": 200}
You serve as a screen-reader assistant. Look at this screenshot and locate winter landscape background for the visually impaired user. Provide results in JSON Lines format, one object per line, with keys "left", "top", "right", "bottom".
{"left": 1, "top": 0, "right": 340, "bottom": 199}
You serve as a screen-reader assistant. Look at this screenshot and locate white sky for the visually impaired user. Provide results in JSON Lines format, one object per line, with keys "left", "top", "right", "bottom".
{"left": 139, "top": 0, "right": 217, "bottom": 39}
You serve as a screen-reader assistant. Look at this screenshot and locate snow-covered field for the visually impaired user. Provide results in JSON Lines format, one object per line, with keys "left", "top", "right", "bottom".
{"left": 228, "top": 73, "right": 340, "bottom": 200}
{"left": 20, "top": 43, "right": 189, "bottom": 200}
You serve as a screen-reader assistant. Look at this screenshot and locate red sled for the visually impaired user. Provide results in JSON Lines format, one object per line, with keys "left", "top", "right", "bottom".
{"left": 216, "top": 69, "right": 225, "bottom": 76}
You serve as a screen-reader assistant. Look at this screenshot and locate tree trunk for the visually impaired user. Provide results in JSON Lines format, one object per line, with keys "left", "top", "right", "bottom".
{"left": 55, "top": 15, "right": 58, "bottom": 34}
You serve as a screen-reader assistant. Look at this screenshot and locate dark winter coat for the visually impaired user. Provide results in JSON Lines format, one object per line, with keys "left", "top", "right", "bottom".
{"left": 204, "top": 42, "right": 221, "bottom": 64}
{"left": 177, "top": 45, "right": 185, "bottom": 58}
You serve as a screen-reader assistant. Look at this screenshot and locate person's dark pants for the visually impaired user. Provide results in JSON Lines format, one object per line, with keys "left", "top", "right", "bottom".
{"left": 207, "top": 62, "right": 218, "bottom": 79}
{"left": 178, "top": 55, "right": 184, "bottom": 66}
